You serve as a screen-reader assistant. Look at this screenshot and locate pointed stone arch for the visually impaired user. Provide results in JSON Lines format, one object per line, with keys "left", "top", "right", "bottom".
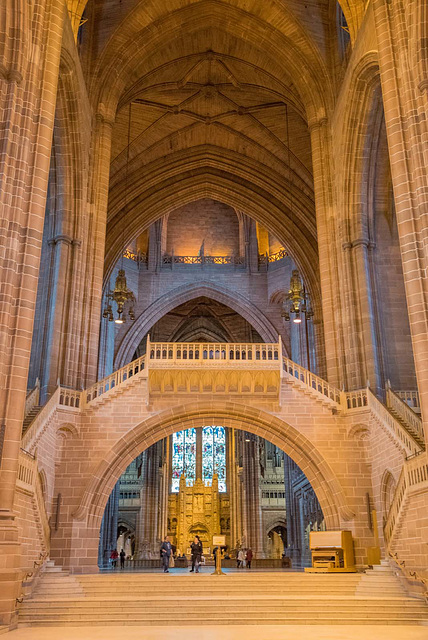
{"left": 114, "top": 281, "right": 283, "bottom": 368}
{"left": 71, "top": 402, "right": 354, "bottom": 574}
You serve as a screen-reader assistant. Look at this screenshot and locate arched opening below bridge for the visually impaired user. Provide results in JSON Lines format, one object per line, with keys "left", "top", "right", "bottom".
{"left": 67, "top": 404, "right": 353, "bottom": 574}
{"left": 98, "top": 427, "right": 326, "bottom": 570}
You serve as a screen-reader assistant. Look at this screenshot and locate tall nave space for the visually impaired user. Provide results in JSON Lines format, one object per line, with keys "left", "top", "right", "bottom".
{"left": 1, "top": 0, "right": 428, "bottom": 638}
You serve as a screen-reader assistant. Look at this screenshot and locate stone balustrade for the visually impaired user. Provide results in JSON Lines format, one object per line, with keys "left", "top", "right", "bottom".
{"left": 85, "top": 354, "right": 146, "bottom": 403}
{"left": 148, "top": 340, "right": 280, "bottom": 368}
{"left": 17, "top": 449, "right": 50, "bottom": 554}
{"left": 384, "top": 452, "right": 428, "bottom": 547}
{"left": 59, "top": 388, "right": 81, "bottom": 409}
{"left": 282, "top": 357, "right": 341, "bottom": 404}
{"left": 25, "top": 379, "right": 40, "bottom": 418}
{"left": 394, "top": 389, "right": 420, "bottom": 410}
{"left": 386, "top": 386, "right": 424, "bottom": 444}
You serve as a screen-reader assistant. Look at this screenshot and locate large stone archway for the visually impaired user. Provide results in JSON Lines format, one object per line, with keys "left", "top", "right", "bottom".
{"left": 65, "top": 401, "right": 354, "bottom": 573}
{"left": 114, "top": 282, "right": 283, "bottom": 368}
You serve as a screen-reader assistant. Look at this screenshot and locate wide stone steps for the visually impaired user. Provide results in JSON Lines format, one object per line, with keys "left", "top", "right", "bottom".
{"left": 19, "top": 571, "right": 428, "bottom": 627}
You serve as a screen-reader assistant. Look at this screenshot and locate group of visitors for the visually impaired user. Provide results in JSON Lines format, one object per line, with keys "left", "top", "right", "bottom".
{"left": 236, "top": 547, "right": 253, "bottom": 568}
{"left": 110, "top": 548, "right": 126, "bottom": 569}
{"left": 161, "top": 535, "right": 203, "bottom": 573}
{"left": 112, "top": 540, "right": 253, "bottom": 572}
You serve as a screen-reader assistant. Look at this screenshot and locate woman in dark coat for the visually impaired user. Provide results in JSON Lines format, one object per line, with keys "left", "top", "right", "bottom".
{"left": 190, "top": 535, "right": 203, "bottom": 573}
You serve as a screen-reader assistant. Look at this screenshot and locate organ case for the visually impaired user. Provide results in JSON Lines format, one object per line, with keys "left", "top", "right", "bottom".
{"left": 305, "top": 530, "right": 356, "bottom": 573}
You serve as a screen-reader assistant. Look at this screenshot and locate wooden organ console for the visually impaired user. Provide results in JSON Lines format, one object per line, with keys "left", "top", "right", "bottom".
{"left": 305, "top": 531, "right": 356, "bottom": 573}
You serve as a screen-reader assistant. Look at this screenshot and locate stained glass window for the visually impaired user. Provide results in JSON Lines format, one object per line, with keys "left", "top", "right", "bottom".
{"left": 202, "top": 426, "right": 226, "bottom": 492}
{"left": 171, "top": 428, "right": 196, "bottom": 492}
{"left": 171, "top": 426, "right": 226, "bottom": 492}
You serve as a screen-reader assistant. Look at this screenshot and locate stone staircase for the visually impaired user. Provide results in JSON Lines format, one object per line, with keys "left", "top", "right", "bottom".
{"left": 22, "top": 405, "right": 42, "bottom": 434}
{"left": 387, "top": 406, "right": 425, "bottom": 449}
{"left": 19, "top": 569, "right": 428, "bottom": 627}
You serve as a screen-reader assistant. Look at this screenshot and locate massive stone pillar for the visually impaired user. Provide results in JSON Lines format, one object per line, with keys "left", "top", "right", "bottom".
{"left": 77, "top": 113, "right": 114, "bottom": 388}
{"left": 242, "top": 434, "right": 264, "bottom": 557}
{"left": 98, "top": 481, "right": 120, "bottom": 568}
{"left": 283, "top": 454, "right": 298, "bottom": 562}
{"left": 340, "top": 238, "right": 383, "bottom": 393}
{"left": 157, "top": 439, "right": 170, "bottom": 543}
{"left": 373, "top": 0, "right": 428, "bottom": 443}
{"left": 0, "top": 0, "right": 64, "bottom": 624}
{"left": 309, "top": 120, "right": 344, "bottom": 386}
{"left": 227, "top": 429, "right": 240, "bottom": 550}
{"left": 137, "top": 445, "right": 161, "bottom": 558}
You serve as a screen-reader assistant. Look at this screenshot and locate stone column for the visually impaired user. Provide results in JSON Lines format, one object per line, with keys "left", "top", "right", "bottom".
{"left": 283, "top": 455, "right": 298, "bottom": 563}
{"left": 148, "top": 219, "right": 162, "bottom": 272}
{"left": 157, "top": 438, "right": 170, "bottom": 543}
{"left": 98, "top": 481, "right": 120, "bottom": 568}
{"left": 138, "top": 444, "right": 162, "bottom": 558}
{"left": 372, "top": 0, "right": 428, "bottom": 443}
{"left": 40, "top": 235, "right": 82, "bottom": 400}
{"left": 309, "top": 119, "right": 345, "bottom": 387}
{"left": 227, "top": 428, "right": 239, "bottom": 549}
{"left": 75, "top": 113, "right": 114, "bottom": 389}
{"left": 242, "top": 435, "right": 264, "bottom": 557}
{"left": 0, "top": 0, "right": 64, "bottom": 624}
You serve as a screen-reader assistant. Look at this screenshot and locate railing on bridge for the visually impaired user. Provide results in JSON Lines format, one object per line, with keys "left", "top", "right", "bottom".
{"left": 85, "top": 354, "right": 147, "bottom": 403}
{"left": 148, "top": 340, "right": 280, "bottom": 366}
{"left": 84, "top": 339, "right": 281, "bottom": 404}
{"left": 282, "top": 357, "right": 341, "bottom": 404}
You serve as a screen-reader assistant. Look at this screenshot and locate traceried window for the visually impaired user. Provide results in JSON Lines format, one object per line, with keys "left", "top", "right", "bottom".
{"left": 171, "top": 426, "right": 226, "bottom": 492}
{"left": 202, "top": 426, "right": 226, "bottom": 492}
{"left": 171, "top": 428, "right": 196, "bottom": 492}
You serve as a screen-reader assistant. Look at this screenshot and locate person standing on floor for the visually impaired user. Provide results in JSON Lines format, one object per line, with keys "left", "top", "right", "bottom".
{"left": 246, "top": 548, "right": 253, "bottom": 569}
{"left": 160, "top": 535, "right": 173, "bottom": 573}
{"left": 119, "top": 548, "right": 126, "bottom": 569}
{"left": 110, "top": 549, "right": 118, "bottom": 569}
{"left": 190, "top": 535, "right": 203, "bottom": 573}
{"left": 237, "top": 548, "right": 245, "bottom": 568}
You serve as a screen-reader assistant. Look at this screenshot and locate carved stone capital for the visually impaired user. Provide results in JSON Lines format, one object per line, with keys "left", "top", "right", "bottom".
{"left": 308, "top": 117, "right": 328, "bottom": 134}
{"left": 48, "top": 235, "right": 74, "bottom": 247}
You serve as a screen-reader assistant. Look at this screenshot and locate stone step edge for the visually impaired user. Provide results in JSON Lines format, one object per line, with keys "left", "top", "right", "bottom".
{"left": 24, "top": 595, "right": 424, "bottom": 602}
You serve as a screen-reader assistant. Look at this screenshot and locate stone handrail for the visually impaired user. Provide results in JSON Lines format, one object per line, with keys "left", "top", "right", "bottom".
{"left": 345, "top": 388, "right": 422, "bottom": 457}
{"left": 388, "top": 552, "right": 428, "bottom": 602}
{"left": 343, "top": 389, "right": 368, "bottom": 410}
{"left": 17, "top": 449, "right": 50, "bottom": 553}
{"left": 394, "top": 389, "right": 420, "bottom": 410}
{"left": 367, "top": 389, "right": 422, "bottom": 456}
{"left": 386, "top": 385, "right": 424, "bottom": 444}
{"left": 149, "top": 340, "right": 281, "bottom": 367}
{"left": 384, "top": 452, "right": 428, "bottom": 546}
{"left": 85, "top": 354, "right": 147, "bottom": 404}
{"left": 21, "top": 387, "right": 61, "bottom": 453}
{"left": 59, "top": 387, "right": 81, "bottom": 409}
{"left": 25, "top": 378, "right": 40, "bottom": 417}
{"left": 282, "top": 357, "right": 341, "bottom": 404}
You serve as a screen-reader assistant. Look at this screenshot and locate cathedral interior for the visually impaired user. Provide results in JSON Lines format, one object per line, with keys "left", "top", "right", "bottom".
{"left": 1, "top": 0, "right": 428, "bottom": 636}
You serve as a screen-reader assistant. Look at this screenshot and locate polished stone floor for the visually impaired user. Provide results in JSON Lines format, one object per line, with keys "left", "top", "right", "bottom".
{"left": 7, "top": 626, "right": 428, "bottom": 640}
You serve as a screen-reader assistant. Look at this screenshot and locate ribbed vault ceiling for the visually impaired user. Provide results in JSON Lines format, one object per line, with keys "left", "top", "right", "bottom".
{"left": 70, "top": 0, "right": 366, "bottom": 300}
